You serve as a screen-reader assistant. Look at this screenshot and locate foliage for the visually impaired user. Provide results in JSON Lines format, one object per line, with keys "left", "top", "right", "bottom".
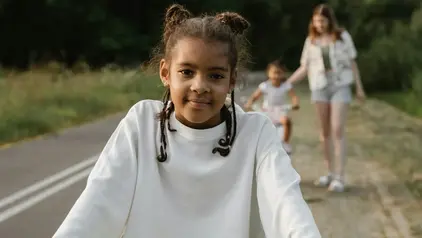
{"left": 0, "top": 0, "right": 421, "bottom": 94}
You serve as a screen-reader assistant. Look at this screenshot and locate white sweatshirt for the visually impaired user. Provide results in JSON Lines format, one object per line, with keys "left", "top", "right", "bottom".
{"left": 53, "top": 100, "right": 321, "bottom": 238}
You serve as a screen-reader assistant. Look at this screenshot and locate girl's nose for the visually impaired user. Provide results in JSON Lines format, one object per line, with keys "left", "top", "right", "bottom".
{"left": 190, "top": 76, "right": 210, "bottom": 94}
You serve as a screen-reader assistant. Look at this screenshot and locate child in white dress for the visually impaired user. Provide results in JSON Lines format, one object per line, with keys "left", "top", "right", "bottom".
{"left": 244, "top": 60, "right": 300, "bottom": 154}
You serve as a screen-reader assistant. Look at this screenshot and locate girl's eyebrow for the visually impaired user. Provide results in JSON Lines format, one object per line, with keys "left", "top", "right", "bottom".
{"left": 178, "top": 62, "right": 229, "bottom": 72}
{"left": 209, "top": 66, "right": 229, "bottom": 72}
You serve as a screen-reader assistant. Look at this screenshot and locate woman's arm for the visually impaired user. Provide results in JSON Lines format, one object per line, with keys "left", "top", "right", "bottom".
{"left": 342, "top": 30, "right": 366, "bottom": 100}
{"left": 256, "top": 120, "right": 321, "bottom": 238}
{"left": 286, "top": 66, "right": 308, "bottom": 85}
{"left": 53, "top": 108, "right": 140, "bottom": 238}
{"left": 351, "top": 60, "right": 366, "bottom": 100}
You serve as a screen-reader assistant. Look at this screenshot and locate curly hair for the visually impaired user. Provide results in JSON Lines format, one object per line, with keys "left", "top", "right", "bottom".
{"left": 146, "top": 4, "right": 251, "bottom": 162}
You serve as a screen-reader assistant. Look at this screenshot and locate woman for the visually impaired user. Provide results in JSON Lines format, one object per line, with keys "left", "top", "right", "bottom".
{"left": 286, "top": 4, "right": 366, "bottom": 192}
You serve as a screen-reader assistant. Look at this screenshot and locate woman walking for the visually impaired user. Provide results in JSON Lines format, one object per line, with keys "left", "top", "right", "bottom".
{"left": 286, "top": 4, "right": 366, "bottom": 192}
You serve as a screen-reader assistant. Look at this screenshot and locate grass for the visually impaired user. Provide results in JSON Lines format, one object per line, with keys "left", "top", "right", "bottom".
{"left": 373, "top": 91, "right": 422, "bottom": 118}
{"left": 367, "top": 90, "right": 422, "bottom": 200}
{"left": 0, "top": 67, "right": 164, "bottom": 145}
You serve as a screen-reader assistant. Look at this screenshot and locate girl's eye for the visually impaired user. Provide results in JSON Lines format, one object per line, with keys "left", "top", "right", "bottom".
{"left": 210, "top": 73, "right": 224, "bottom": 80}
{"left": 179, "top": 69, "right": 194, "bottom": 76}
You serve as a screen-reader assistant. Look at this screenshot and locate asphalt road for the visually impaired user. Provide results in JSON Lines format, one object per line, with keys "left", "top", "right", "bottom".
{"left": 0, "top": 113, "right": 126, "bottom": 238}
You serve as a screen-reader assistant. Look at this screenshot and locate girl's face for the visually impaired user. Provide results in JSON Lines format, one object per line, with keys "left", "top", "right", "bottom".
{"left": 160, "top": 37, "right": 235, "bottom": 129}
{"left": 268, "top": 65, "right": 285, "bottom": 86}
{"left": 312, "top": 14, "right": 329, "bottom": 34}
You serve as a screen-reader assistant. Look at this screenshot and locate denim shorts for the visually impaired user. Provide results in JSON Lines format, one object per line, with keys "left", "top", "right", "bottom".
{"left": 311, "top": 84, "right": 352, "bottom": 103}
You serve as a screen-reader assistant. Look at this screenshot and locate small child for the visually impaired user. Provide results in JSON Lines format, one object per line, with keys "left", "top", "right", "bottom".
{"left": 53, "top": 4, "right": 320, "bottom": 238}
{"left": 244, "top": 60, "right": 299, "bottom": 154}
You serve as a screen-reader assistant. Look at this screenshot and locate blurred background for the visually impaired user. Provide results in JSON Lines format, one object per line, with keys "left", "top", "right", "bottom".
{"left": 1, "top": 0, "right": 422, "bottom": 237}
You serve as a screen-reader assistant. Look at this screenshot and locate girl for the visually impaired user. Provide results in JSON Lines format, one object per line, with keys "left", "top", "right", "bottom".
{"left": 244, "top": 59, "right": 300, "bottom": 154}
{"left": 286, "top": 4, "right": 366, "bottom": 192}
{"left": 53, "top": 4, "right": 321, "bottom": 238}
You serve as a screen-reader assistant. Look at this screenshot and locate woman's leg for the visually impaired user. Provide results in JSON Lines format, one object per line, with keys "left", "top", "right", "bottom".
{"left": 314, "top": 102, "right": 333, "bottom": 175}
{"left": 311, "top": 88, "right": 334, "bottom": 186}
{"left": 330, "top": 86, "right": 352, "bottom": 182}
{"left": 330, "top": 102, "right": 349, "bottom": 181}
{"left": 327, "top": 86, "right": 352, "bottom": 192}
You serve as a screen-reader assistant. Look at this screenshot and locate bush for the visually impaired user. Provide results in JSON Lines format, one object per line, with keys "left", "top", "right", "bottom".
{"left": 411, "top": 70, "right": 422, "bottom": 100}
{"left": 358, "top": 22, "right": 422, "bottom": 93}
{"left": 358, "top": 4, "right": 422, "bottom": 94}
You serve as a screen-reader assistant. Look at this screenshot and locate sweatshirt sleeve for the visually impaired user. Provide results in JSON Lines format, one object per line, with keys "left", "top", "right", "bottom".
{"left": 53, "top": 107, "right": 140, "bottom": 238}
{"left": 255, "top": 120, "right": 321, "bottom": 238}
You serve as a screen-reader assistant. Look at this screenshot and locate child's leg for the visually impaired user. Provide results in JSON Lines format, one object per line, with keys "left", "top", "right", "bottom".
{"left": 279, "top": 116, "right": 292, "bottom": 143}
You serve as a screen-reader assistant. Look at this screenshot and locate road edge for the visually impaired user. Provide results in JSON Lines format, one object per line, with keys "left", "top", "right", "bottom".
{"left": 355, "top": 144, "right": 416, "bottom": 238}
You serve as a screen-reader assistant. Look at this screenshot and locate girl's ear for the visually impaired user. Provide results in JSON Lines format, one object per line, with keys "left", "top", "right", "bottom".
{"left": 159, "top": 59, "right": 170, "bottom": 87}
{"left": 229, "top": 69, "right": 237, "bottom": 91}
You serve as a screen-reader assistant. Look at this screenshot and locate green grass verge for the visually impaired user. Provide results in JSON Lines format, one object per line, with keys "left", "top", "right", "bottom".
{"left": 0, "top": 69, "right": 164, "bottom": 145}
{"left": 373, "top": 91, "right": 422, "bottom": 118}
{"left": 372, "top": 91, "right": 422, "bottom": 199}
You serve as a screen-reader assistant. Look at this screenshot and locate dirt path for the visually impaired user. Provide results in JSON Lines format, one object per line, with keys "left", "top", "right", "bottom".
{"left": 237, "top": 83, "right": 422, "bottom": 238}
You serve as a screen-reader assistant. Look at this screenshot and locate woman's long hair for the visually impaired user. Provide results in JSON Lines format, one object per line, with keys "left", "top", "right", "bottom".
{"left": 308, "top": 4, "right": 343, "bottom": 41}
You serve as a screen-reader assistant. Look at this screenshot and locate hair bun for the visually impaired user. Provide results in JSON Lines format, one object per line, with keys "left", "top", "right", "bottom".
{"left": 215, "top": 12, "right": 250, "bottom": 35}
{"left": 163, "top": 4, "right": 193, "bottom": 43}
{"left": 165, "top": 4, "right": 192, "bottom": 28}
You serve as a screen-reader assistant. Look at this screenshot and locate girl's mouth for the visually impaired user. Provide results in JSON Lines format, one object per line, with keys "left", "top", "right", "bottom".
{"left": 186, "top": 99, "right": 211, "bottom": 109}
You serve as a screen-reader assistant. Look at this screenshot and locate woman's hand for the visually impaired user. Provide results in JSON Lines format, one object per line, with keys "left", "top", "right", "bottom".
{"left": 351, "top": 60, "right": 365, "bottom": 103}
{"left": 356, "top": 87, "right": 366, "bottom": 103}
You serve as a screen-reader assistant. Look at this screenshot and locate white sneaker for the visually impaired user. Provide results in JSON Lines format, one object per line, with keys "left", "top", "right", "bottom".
{"left": 328, "top": 179, "right": 345, "bottom": 192}
{"left": 283, "top": 143, "right": 292, "bottom": 154}
{"left": 314, "top": 175, "right": 332, "bottom": 187}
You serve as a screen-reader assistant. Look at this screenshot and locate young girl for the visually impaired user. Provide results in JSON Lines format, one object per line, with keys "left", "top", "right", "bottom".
{"left": 244, "top": 60, "right": 299, "bottom": 154}
{"left": 53, "top": 4, "right": 321, "bottom": 238}
{"left": 286, "top": 4, "right": 366, "bottom": 192}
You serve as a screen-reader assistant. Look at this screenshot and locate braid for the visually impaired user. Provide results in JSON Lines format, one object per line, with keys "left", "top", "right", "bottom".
{"left": 166, "top": 102, "right": 176, "bottom": 132}
{"left": 212, "top": 90, "right": 237, "bottom": 157}
{"left": 230, "top": 91, "right": 237, "bottom": 147}
{"left": 156, "top": 89, "right": 176, "bottom": 162}
{"left": 157, "top": 90, "right": 238, "bottom": 161}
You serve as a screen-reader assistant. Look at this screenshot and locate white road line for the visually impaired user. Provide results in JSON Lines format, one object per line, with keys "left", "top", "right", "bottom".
{"left": 0, "top": 156, "right": 97, "bottom": 210}
{"left": 0, "top": 166, "right": 93, "bottom": 223}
